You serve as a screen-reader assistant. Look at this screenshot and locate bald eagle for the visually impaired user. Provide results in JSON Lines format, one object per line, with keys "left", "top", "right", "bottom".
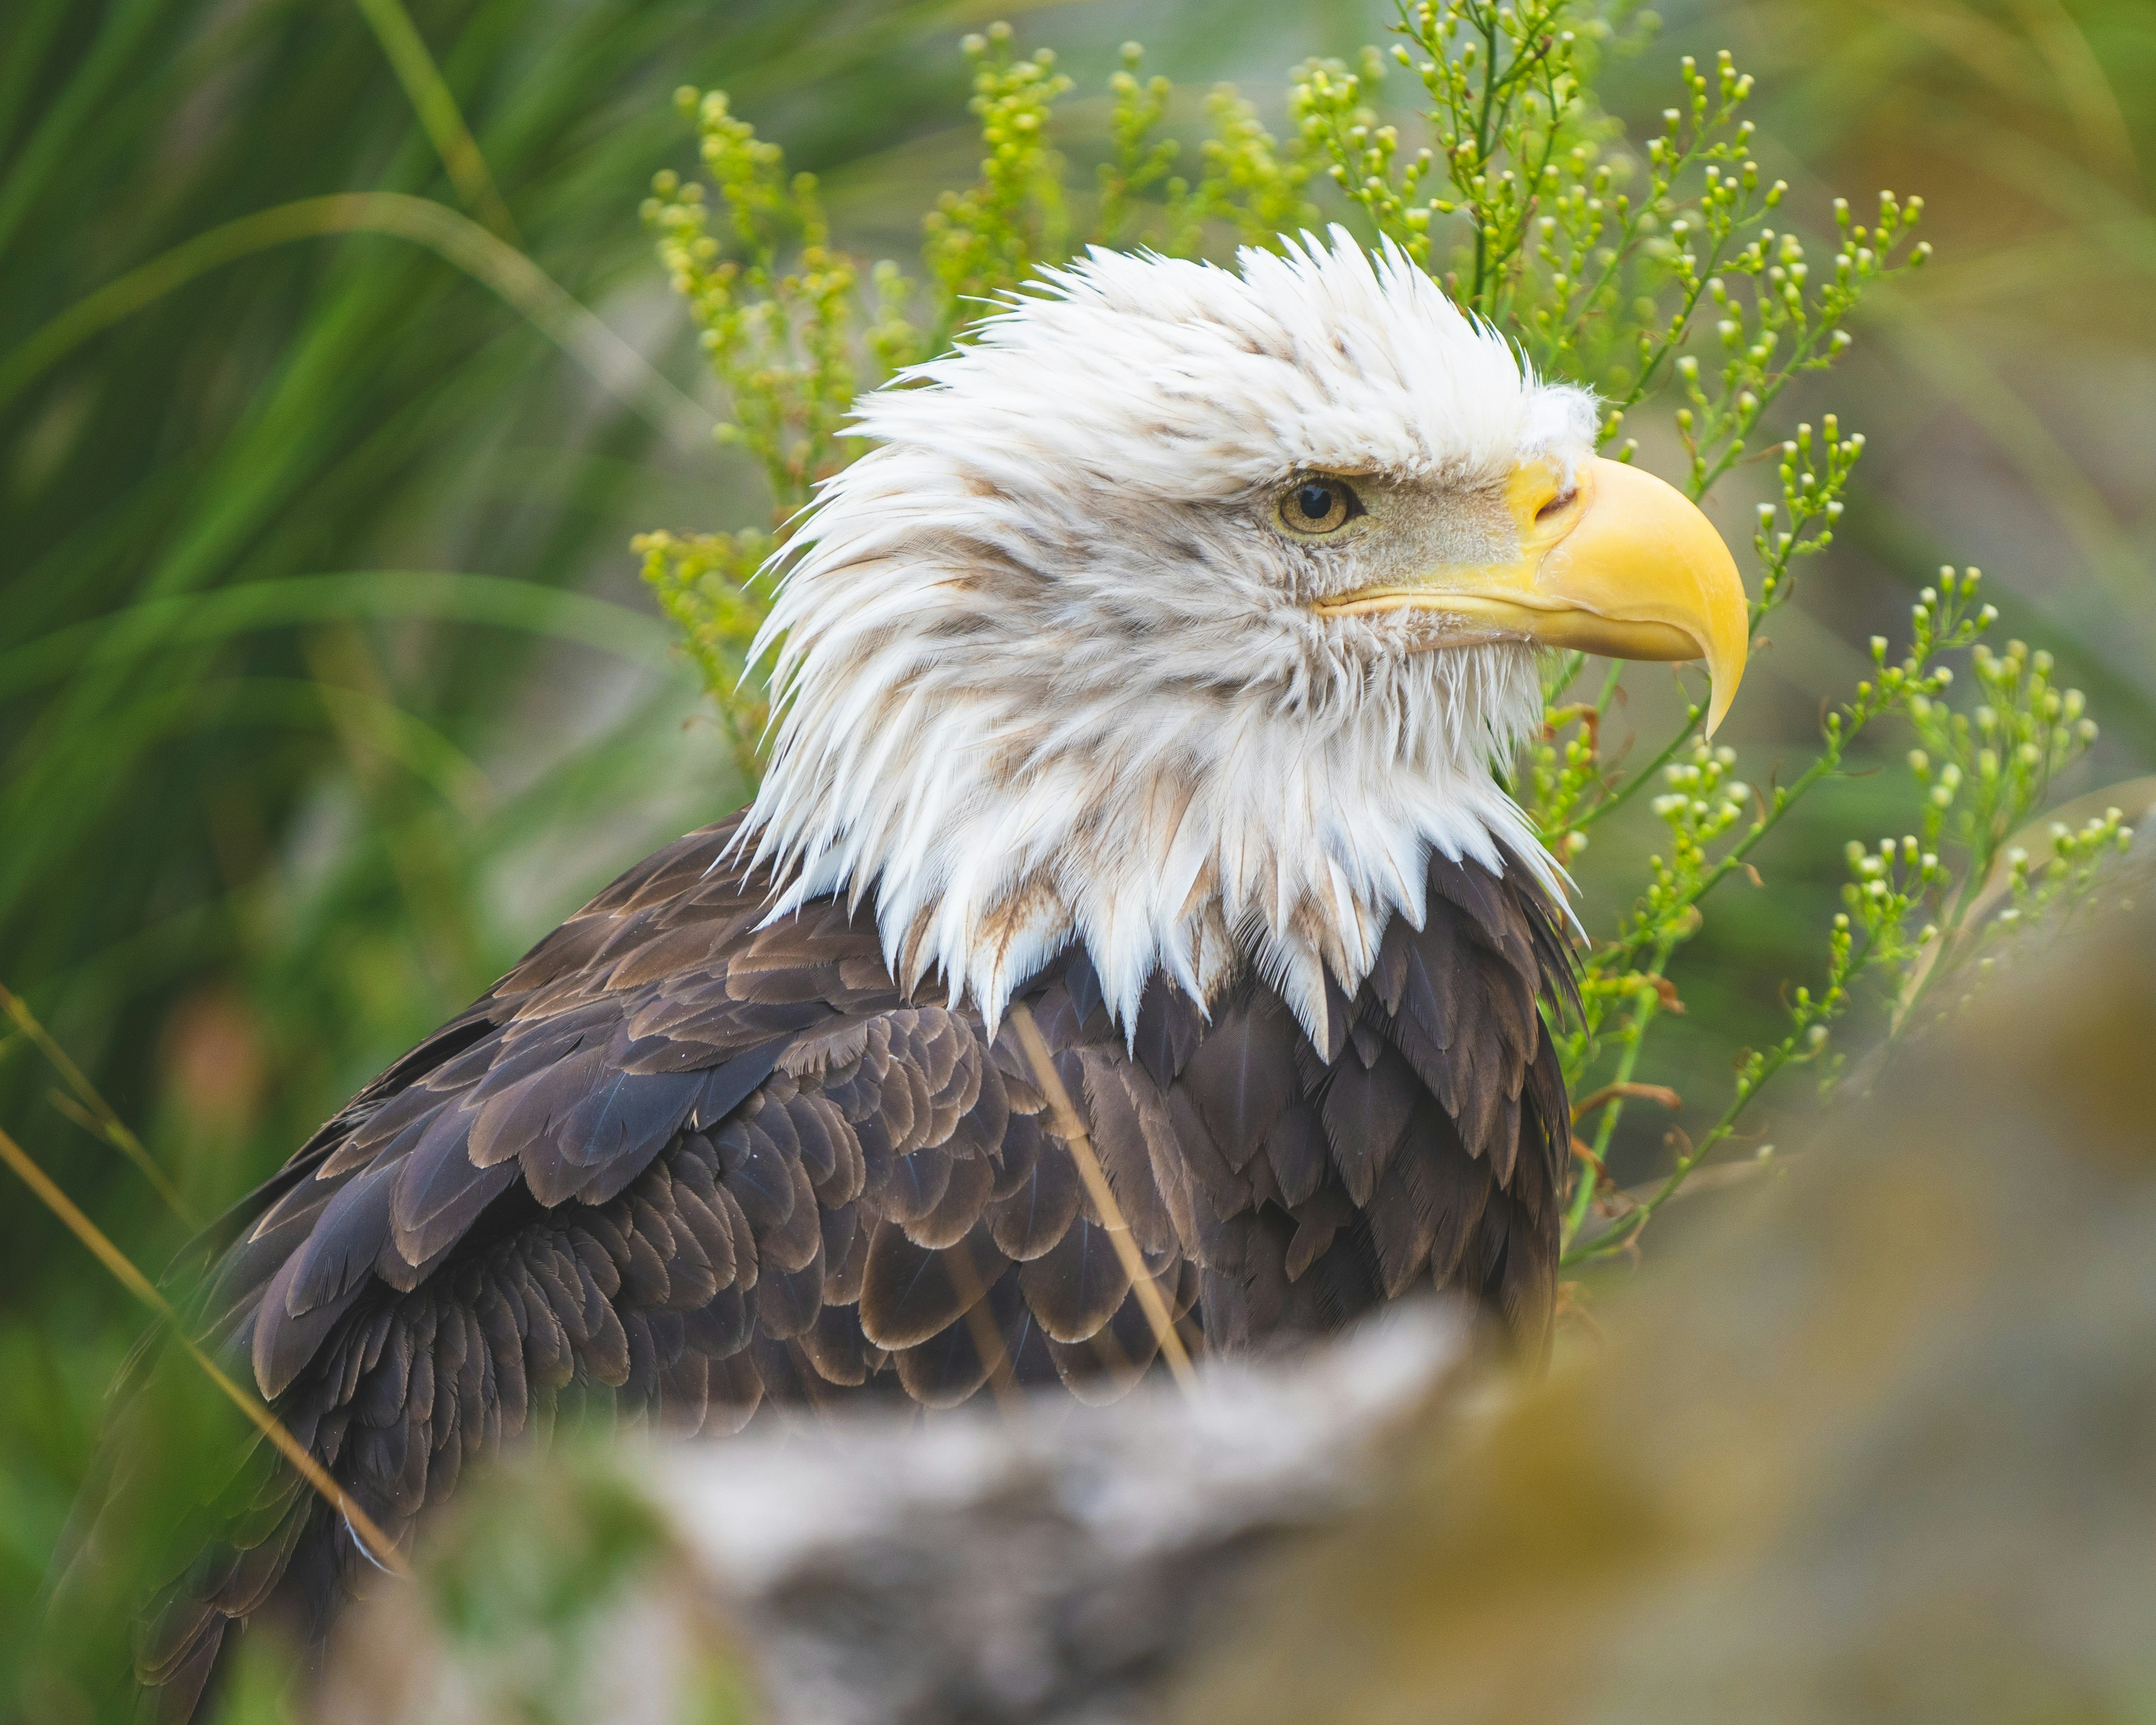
{"left": 135, "top": 231, "right": 1743, "bottom": 1702}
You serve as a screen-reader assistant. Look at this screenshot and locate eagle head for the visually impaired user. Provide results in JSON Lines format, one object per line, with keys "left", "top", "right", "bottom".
{"left": 744, "top": 229, "right": 1745, "bottom": 1045}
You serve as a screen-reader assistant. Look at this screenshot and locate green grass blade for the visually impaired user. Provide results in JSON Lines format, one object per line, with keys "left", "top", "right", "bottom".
{"left": 352, "top": 0, "right": 520, "bottom": 241}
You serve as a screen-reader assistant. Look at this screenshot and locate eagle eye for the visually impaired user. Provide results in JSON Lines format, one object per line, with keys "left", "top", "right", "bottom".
{"left": 1278, "top": 476, "right": 1364, "bottom": 536}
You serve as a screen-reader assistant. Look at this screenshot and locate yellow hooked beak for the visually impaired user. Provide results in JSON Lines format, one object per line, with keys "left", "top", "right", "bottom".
{"left": 1313, "top": 457, "right": 1749, "bottom": 735}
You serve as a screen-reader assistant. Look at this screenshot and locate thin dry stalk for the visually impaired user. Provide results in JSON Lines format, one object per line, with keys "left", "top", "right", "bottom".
{"left": 0, "top": 981, "right": 195, "bottom": 1225}
{"left": 0, "top": 1124, "right": 407, "bottom": 1576}
{"left": 1007, "top": 1002, "right": 1197, "bottom": 1394}
{"left": 1568, "top": 1151, "right": 1795, "bottom": 1250}
{"left": 945, "top": 1238, "right": 1023, "bottom": 1411}
{"left": 1570, "top": 1082, "right": 1683, "bottom": 1124}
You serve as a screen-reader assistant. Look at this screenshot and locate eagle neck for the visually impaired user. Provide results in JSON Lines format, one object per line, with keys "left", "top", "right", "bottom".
{"left": 741, "top": 645, "right": 1559, "bottom": 1054}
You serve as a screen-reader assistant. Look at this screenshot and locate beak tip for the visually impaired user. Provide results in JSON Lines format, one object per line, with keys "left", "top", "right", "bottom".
{"left": 1702, "top": 659, "right": 1742, "bottom": 739}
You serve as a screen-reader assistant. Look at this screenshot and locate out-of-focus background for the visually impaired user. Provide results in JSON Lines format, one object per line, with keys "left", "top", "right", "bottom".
{"left": 2, "top": 0, "right": 2150, "bottom": 1705}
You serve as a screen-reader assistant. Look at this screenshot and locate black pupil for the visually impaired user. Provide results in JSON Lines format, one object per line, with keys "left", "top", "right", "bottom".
{"left": 1297, "top": 483, "right": 1335, "bottom": 521}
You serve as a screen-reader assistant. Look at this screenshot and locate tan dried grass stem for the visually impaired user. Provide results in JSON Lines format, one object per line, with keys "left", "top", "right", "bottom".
{"left": 0, "top": 981, "right": 194, "bottom": 1226}
{"left": 0, "top": 1125, "right": 408, "bottom": 1576}
{"left": 1007, "top": 1002, "right": 1197, "bottom": 1394}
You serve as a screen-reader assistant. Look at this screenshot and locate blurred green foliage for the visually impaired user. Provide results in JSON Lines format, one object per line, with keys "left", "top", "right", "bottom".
{"left": 2, "top": 0, "right": 2152, "bottom": 1714}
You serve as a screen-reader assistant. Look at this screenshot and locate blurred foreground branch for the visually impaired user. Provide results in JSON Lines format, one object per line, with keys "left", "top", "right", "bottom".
{"left": 319, "top": 1306, "right": 1467, "bottom": 1725}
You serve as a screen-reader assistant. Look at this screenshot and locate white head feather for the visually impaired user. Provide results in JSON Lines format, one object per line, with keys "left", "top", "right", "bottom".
{"left": 740, "top": 228, "right": 1594, "bottom": 1047}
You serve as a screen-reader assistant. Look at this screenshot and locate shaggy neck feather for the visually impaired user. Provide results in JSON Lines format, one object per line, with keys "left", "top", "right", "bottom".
{"left": 741, "top": 620, "right": 1553, "bottom": 1048}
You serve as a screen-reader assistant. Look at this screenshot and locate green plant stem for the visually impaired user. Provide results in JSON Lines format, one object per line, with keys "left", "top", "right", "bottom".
{"left": 1567, "top": 1027, "right": 1783, "bottom": 1264}
{"left": 1615, "top": 225, "right": 1744, "bottom": 429}
{"left": 1560, "top": 950, "right": 1669, "bottom": 1250}
{"left": 1576, "top": 698, "right": 1708, "bottom": 832}
{"left": 1690, "top": 316, "right": 1860, "bottom": 500}
{"left": 0, "top": 570, "right": 673, "bottom": 703}
{"left": 1469, "top": 10, "right": 1501, "bottom": 302}
{"left": 1606, "top": 723, "right": 1861, "bottom": 966}
{"left": 351, "top": 0, "right": 520, "bottom": 241}
{"left": 1572, "top": 906, "right": 1900, "bottom": 1265}
{"left": 0, "top": 193, "right": 712, "bottom": 440}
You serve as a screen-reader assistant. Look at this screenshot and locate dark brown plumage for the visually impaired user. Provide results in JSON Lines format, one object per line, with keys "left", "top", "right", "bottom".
{"left": 133, "top": 811, "right": 1572, "bottom": 1710}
